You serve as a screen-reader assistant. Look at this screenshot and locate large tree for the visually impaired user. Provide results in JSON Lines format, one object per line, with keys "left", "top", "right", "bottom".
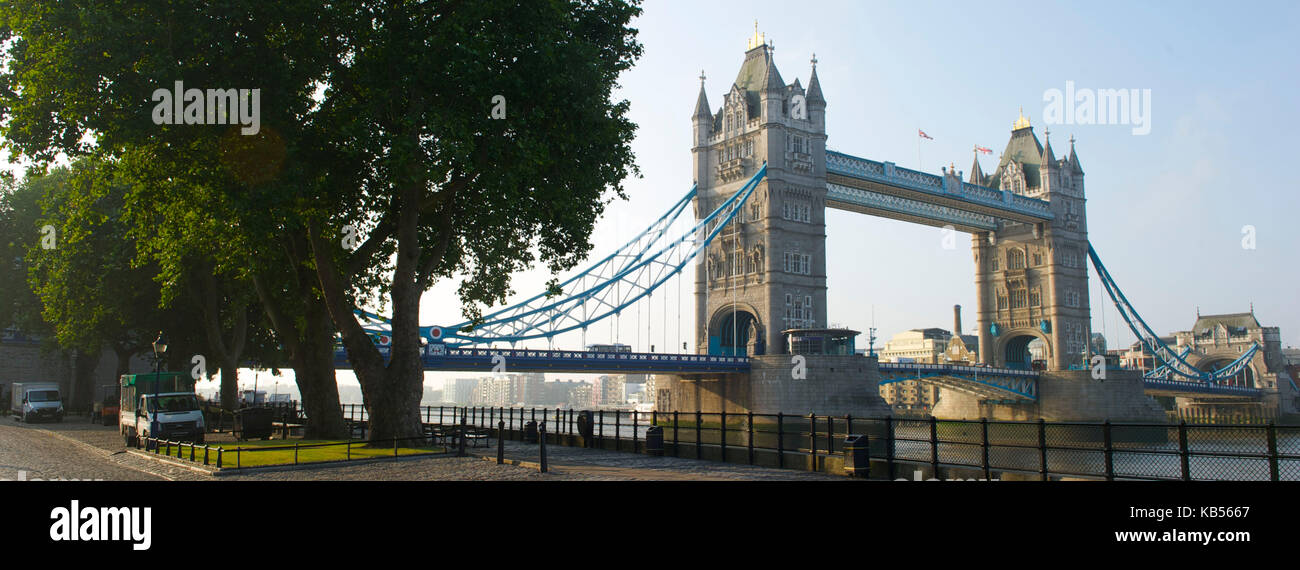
{"left": 0, "top": 0, "right": 643, "bottom": 443}
{"left": 21, "top": 162, "right": 165, "bottom": 410}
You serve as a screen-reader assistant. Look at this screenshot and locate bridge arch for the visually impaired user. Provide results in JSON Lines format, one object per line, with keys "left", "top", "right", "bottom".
{"left": 707, "top": 304, "right": 763, "bottom": 356}
{"left": 1192, "top": 353, "right": 1257, "bottom": 387}
{"left": 995, "top": 330, "right": 1051, "bottom": 370}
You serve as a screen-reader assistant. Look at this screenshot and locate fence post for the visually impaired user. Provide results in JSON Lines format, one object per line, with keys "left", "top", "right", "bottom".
{"left": 217, "top": 448, "right": 223, "bottom": 469}
{"left": 1178, "top": 421, "right": 1191, "bottom": 482}
{"left": 1103, "top": 420, "right": 1115, "bottom": 481}
{"left": 777, "top": 413, "right": 785, "bottom": 469}
{"left": 597, "top": 410, "right": 604, "bottom": 449}
{"left": 720, "top": 410, "right": 728, "bottom": 463}
{"left": 203, "top": 445, "right": 209, "bottom": 466}
{"left": 190, "top": 443, "right": 195, "bottom": 462}
{"left": 294, "top": 442, "right": 300, "bottom": 465}
{"left": 747, "top": 411, "right": 755, "bottom": 465}
{"left": 809, "top": 413, "right": 816, "bottom": 470}
{"left": 672, "top": 411, "right": 680, "bottom": 458}
{"left": 695, "top": 410, "right": 702, "bottom": 460}
{"left": 236, "top": 447, "right": 241, "bottom": 469}
{"left": 347, "top": 439, "right": 352, "bottom": 461}
{"left": 981, "top": 417, "right": 991, "bottom": 481}
{"left": 885, "top": 415, "right": 895, "bottom": 480}
{"left": 632, "top": 410, "right": 639, "bottom": 454}
{"left": 614, "top": 409, "right": 621, "bottom": 452}
{"left": 498, "top": 421, "right": 506, "bottom": 464}
{"left": 539, "top": 422, "right": 548, "bottom": 473}
{"left": 1267, "top": 422, "right": 1280, "bottom": 482}
{"left": 827, "top": 416, "right": 834, "bottom": 456}
{"left": 439, "top": 406, "right": 444, "bottom": 425}
{"left": 1038, "top": 418, "right": 1048, "bottom": 481}
{"left": 929, "top": 416, "right": 939, "bottom": 477}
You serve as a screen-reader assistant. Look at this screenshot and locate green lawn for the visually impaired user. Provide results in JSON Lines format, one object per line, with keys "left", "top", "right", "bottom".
{"left": 159, "top": 439, "right": 447, "bottom": 468}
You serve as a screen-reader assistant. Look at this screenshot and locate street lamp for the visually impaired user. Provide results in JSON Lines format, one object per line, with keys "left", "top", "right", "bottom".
{"left": 151, "top": 331, "right": 167, "bottom": 444}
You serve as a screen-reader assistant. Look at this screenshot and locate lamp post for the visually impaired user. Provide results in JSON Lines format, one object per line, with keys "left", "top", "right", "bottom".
{"left": 151, "top": 331, "right": 167, "bottom": 442}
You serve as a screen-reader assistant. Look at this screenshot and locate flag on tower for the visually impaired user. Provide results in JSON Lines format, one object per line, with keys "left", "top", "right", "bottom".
{"left": 918, "top": 129, "right": 933, "bottom": 140}
{"left": 975, "top": 145, "right": 992, "bottom": 154}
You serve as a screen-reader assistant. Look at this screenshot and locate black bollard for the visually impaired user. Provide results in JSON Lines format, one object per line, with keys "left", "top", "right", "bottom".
{"left": 458, "top": 415, "right": 467, "bottom": 457}
{"left": 539, "top": 422, "right": 548, "bottom": 473}
{"left": 497, "top": 420, "right": 505, "bottom": 464}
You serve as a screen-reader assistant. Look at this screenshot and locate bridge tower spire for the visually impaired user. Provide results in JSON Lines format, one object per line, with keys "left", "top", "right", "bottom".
{"left": 692, "top": 31, "right": 828, "bottom": 355}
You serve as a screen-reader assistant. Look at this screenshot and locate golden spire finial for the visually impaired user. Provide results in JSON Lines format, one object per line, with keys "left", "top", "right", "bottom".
{"left": 1013, "top": 106, "right": 1031, "bottom": 130}
{"left": 747, "top": 20, "right": 766, "bottom": 50}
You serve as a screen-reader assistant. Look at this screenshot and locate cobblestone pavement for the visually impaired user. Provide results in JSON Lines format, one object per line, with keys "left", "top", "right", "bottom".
{"left": 0, "top": 419, "right": 166, "bottom": 481}
{"left": 8, "top": 418, "right": 846, "bottom": 481}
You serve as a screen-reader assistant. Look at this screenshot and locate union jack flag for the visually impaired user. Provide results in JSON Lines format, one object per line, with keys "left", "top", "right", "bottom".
{"left": 918, "top": 129, "right": 933, "bottom": 140}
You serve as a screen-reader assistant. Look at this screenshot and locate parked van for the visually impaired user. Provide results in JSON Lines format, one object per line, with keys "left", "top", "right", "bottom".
{"left": 10, "top": 382, "right": 64, "bottom": 423}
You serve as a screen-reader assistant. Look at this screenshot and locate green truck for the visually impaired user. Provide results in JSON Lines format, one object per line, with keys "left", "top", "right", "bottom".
{"left": 119, "top": 372, "right": 205, "bottom": 448}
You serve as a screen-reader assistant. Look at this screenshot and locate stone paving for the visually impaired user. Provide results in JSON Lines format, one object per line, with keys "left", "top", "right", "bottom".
{"left": 5, "top": 417, "right": 848, "bottom": 481}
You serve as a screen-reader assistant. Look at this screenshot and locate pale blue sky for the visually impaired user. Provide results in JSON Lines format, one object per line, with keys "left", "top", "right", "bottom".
{"left": 419, "top": 0, "right": 1300, "bottom": 362}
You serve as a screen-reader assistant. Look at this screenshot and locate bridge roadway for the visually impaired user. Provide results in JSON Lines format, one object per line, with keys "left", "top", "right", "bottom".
{"left": 332, "top": 346, "right": 1261, "bottom": 401}
{"left": 824, "top": 151, "right": 1054, "bottom": 232}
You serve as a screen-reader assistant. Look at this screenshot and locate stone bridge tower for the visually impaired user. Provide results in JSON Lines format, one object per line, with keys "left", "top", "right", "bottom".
{"left": 971, "top": 113, "right": 1091, "bottom": 371}
{"left": 692, "top": 29, "right": 828, "bottom": 356}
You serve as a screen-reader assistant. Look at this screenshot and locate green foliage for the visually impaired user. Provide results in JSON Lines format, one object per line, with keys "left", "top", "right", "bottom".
{"left": 22, "top": 162, "right": 160, "bottom": 354}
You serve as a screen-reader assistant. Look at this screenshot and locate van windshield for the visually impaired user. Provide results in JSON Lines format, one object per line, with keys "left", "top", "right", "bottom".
{"left": 147, "top": 395, "right": 199, "bottom": 413}
{"left": 28, "top": 390, "right": 59, "bottom": 402}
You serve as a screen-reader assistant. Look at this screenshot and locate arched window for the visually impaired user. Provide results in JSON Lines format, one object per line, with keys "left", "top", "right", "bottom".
{"left": 1007, "top": 249, "right": 1025, "bottom": 270}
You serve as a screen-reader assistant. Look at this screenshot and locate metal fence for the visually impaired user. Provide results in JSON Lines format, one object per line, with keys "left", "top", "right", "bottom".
{"left": 343, "top": 405, "right": 1300, "bottom": 481}
{"left": 137, "top": 434, "right": 447, "bottom": 470}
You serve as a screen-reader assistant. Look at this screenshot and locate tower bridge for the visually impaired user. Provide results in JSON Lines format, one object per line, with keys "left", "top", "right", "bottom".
{"left": 347, "top": 30, "right": 1298, "bottom": 423}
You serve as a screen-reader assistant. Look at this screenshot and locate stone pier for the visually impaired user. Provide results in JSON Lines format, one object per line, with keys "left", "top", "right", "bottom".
{"left": 930, "top": 369, "right": 1166, "bottom": 422}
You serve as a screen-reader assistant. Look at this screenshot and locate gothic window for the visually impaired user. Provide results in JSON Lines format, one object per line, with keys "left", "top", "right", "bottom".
{"left": 990, "top": 255, "right": 1000, "bottom": 272}
{"left": 997, "top": 295, "right": 1008, "bottom": 310}
{"left": 783, "top": 252, "right": 811, "bottom": 275}
{"left": 1032, "top": 252, "right": 1042, "bottom": 266}
{"left": 750, "top": 202, "right": 760, "bottom": 222}
{"left": 1029, "top": 289, "right": 1041, "bottom": 307}
{"left": 1011, "top": 290, "right": 1027, "bottom": 309}
{"left": 1008, "top": 249, "right": 1026, "bottom": 270}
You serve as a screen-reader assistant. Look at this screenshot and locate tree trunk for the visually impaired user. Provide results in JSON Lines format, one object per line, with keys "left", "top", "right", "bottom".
{"left": 71, "top": 349, "right": 99, "bottom": 416}
{"left": 219, "top": 359, "right": 239, "bottom": 411}
{"left": 309, "top": 221, "right": 425, "bottom": 447}
{"left": 251, "top": 267, "right": 348, "bottom": 439}
{"left": 293, "top": 301, "right": 348, "bottom": 439}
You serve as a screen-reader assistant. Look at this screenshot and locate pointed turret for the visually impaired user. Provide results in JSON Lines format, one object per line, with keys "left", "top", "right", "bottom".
{"left": 1040, "top": 129, "right": 1056, "bottom": 166}
{"left": 761, "top": 46, "right": 785, "bottom": 92}
{"left": 1068, "top": 134, "right": 1084, "bottom": 174}
{"left": 806, "top": 54, "right": 825, "bottom": 104}
{"left": 969, "top": 153, "right": 986, "bottom": 185}
{"left": 693, "top": 70, "right": 712, "bottom": 120}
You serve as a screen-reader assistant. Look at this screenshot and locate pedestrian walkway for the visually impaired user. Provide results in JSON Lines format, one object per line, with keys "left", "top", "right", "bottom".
{"left": 465, "top": 439, "right": 846, "bottom": 481}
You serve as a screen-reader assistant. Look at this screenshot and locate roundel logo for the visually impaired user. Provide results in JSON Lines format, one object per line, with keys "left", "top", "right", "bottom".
{"left": 428, "top": 326, "right": 443, "bottom": 341}
{"left": 377, "top": 334, "right": 391, "bottom": 346}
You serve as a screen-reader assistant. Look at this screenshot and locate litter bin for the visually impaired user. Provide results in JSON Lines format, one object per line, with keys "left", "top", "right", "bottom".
{"left": 237, "top": 407, "right": 274, "bottom": 441}
{"left": 843, "top": 434, "right": 870, "bottom": 478}
{"left": 523, "top": 420, "right": 539, "bottom": 444}
{"left": 576, "top": 411, "right": 594, "bottom": 448}
{"left": 645, "top": 426, "right": 664, "bottom": 457}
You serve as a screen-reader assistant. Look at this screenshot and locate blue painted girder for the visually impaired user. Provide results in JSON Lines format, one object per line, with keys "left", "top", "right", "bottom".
{"left": 333, "top": 346, "right": 749, "bottom": 374}
{"left": 877, "top": 363, "right": 1039, "bottom": 401}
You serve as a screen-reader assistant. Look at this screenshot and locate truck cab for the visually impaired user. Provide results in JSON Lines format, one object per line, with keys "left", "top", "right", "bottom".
{"left": 119, "top": 373, "right": 204, "bottom": 447}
